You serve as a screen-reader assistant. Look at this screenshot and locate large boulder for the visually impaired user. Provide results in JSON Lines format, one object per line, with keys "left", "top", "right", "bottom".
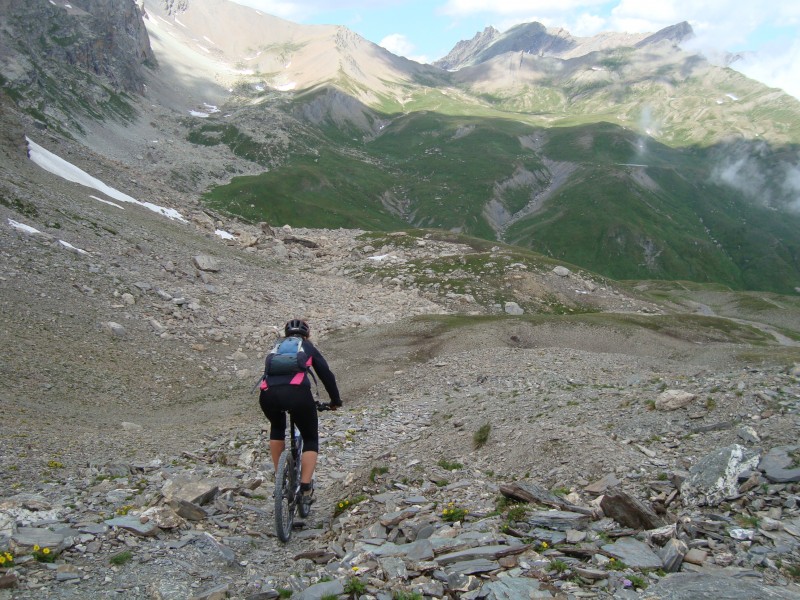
{"left": 681, "top": 444, "right": 759, "bottom": 507}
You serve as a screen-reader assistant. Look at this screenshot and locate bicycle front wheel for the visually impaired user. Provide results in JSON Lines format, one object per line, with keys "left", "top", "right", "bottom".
{"left": 274, "top": 450, "right": 295, "bottom": 543}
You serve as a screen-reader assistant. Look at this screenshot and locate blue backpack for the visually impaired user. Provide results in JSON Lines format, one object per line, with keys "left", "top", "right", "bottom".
{"left": 264, "top": 336, "right": 310, "bottom": 376}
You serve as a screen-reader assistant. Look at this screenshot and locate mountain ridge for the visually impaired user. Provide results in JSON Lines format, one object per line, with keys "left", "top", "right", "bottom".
{"left": 433, "top": 20, "right": 691, "bottom": 71}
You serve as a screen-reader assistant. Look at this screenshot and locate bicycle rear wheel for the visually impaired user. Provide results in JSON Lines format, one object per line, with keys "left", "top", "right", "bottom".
{"left": 274, "top": 450, "right": 295, "bottom": 542}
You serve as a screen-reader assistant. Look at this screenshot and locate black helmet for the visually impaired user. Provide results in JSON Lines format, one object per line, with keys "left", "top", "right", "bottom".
{"left": 284, "top": 319, "right": 310, "bottom": 338}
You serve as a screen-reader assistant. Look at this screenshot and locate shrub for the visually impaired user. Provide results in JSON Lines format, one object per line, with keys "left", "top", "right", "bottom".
{"left": 32, "top": 545, "right": 55, "bottom": 563}
{"left": 607, "top": 558, "right": 628, "bottom": 570}
{"left": 473, "top": 423, "right": 491, "bottom": 448}
{"left": 110, "top": 550, "right": 133, "bottom": 565}
{"left": 437, "top": 458, "right": 463, "bottom": 471}
{"left": 334, "top": 495, "right": 367, "bottom": 517}
{"left": 627, "top": 574, "right": 648, "bottom": 589}
{"left": 369, "top": 465, "right": 389, "bottom": 482}
{"left": 344, "top": 577, "right": 367, "bottom": 595}
{"left": 507, "top": 504, "right": 529, "bottom": 521}
{"left": 441, "top": 502, "right": 467, "bottom": 522}
{"left": 550, "top": 559, "right": 569, "bottom": 573}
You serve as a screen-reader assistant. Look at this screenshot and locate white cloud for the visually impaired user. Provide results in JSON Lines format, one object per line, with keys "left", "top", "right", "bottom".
{"left": 379, "top": 33, "right": 429, "bottom": 63}
{"left": 379, "top": 33, "right": 415, "bottom": 56}
{"left": 571, "top": 13, "right": 607, "bottom": 36}
{"left": 734, "top": 39, "right": 800, "bottom": 100}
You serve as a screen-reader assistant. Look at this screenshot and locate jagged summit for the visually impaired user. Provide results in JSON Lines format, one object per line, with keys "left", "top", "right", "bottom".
{"left": 636, "top": 21, "right": 695, "bottom": 48}
{"left": 434, "top": 20, "right": 696, "bottom": 71}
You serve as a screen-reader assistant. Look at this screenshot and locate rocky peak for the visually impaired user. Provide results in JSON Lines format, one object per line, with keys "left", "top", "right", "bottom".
{"left": 434, "top": 25, "right": 501, "bottom": 70}
{"left": 636, "top": 20, "right": 695, "bottom": 48}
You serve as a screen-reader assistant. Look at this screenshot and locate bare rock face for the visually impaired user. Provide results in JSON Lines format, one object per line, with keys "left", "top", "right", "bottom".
{"left": 434, "top": 26, "right": 501, "bottom": 70}
{"left": 0, "top": 0, "right": 155, "bottom": 127}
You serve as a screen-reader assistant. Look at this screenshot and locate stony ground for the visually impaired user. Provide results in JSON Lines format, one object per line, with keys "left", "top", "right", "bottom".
{"left": 2, "top": 82, "right": 800, "bottom": 599}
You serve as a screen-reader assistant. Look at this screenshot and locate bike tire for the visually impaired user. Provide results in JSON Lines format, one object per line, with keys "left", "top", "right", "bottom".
{"left": 274, "top": 450, "right": 295, "bottom": 543}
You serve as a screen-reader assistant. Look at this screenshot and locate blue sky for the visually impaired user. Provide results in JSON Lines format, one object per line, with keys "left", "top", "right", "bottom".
{"left": 231, "top": 0, "right": 800, "bottom": 98}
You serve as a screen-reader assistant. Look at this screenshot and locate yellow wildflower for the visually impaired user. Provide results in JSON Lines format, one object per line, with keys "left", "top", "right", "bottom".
{"left": 541, "top": 542, "right": 549, "bottom": 549}
{"left": 33, "top": 545, "right": 40, "bottom": 552}
{"left": 42, "top": 548, "right": 51, "bottom": 555}
{"left": 0, "top": 556, "right": 6, "bottom": 565}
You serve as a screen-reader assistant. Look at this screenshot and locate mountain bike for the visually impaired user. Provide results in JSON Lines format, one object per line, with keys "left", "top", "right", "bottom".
{"left": 274, "top": 401, "right": 331, "bottom": 543}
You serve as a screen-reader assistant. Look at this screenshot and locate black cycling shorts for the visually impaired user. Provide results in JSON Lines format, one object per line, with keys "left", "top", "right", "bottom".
{"left": 259, "top": 384, "right": 319, "bottom": 453}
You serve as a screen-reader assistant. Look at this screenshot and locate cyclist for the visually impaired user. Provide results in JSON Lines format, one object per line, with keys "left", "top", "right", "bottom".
{"left": 259, "top": 319, "right": 341, "bottom": 505}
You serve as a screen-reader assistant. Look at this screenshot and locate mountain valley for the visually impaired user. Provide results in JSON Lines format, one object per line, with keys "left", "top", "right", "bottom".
{"left": 0, "top": 1, "right": 799, "bottom": 598}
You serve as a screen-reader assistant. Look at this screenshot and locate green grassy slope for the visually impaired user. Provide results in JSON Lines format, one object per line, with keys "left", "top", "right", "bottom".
{"left": 198, "top": 112, "right": 800, "bottom": 293}
{"left": 506, "top": 124, "right": 800, "bottom": 293}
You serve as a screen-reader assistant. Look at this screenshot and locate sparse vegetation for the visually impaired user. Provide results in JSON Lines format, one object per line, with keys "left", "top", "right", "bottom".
{"left": 473, "top": 423, "right": 491, "bottom": 449}
{"left": 369, "top": 465, "right": 389, "bottom": 481}
{"left": 110, "top": 550, "right": 133, "bottom": 565}
{"left": 441, "top": 502, "right": 468, "bottom": 522}
{"left": 344, "top": 577, "right": 367, "bottom": 596}
{"left": 437, "top": 458, "right": 463, "bottom": 471}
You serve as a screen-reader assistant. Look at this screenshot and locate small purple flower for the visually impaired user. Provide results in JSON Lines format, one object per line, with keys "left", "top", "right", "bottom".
{"left": 622, "top": 578, "right": 632, "bottom": 588}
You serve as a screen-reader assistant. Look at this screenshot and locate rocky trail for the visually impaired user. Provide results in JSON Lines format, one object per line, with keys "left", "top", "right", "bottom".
{"left": 2, "top": 328, "right": 800, "bottom": 600}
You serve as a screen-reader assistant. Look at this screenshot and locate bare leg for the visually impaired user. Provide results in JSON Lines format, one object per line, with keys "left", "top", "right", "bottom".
{"left": 300, "top": 450, "right": 318, "bottom": 485}
{"left": 270, "top": 440, "right": 285, "bottom": 472}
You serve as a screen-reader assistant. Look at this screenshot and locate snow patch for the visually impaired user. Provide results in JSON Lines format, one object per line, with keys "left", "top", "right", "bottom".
{"left": 26, "top": 137, "right": 187, "bottom": 222}
{"left": 275, "top": 82, "right": 296, "bottom": 92}
{"left": 726, "top": 93, "right": 739, "bottom": 101}
{"left": 59, "top": 240, "right": 88, "bottom": 254}
{"left": 90, "top": 195, "right": 125, "bottom": 210}
{"left": 215, "top": 229, "right": 236, "bottom": 240}
{"left": 368, "top": 254, "right": 389, "bottom": 262}
{"left": 189, "top": 110, "right": 210, "bottom": 118}
{"left": 8, "top": 219, "right": 41, "bottom": 234}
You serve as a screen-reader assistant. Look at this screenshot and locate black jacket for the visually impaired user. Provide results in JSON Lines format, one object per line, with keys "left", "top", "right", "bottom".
{"left": 263, "top": 338, "right": 341, "bottom": 406}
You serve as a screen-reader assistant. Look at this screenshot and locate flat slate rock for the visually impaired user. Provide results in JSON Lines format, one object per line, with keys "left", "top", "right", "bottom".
{"left": 478, "top": 578, "right": 553, "bottom": 599}
{"left": 436, "top": 544, "right": 528, "bottom": 566}
{"left": 642, "top": 572, "right": 800, "bottom": 599}
{"left": 527, "top": 510, "right": 590, "bottom": 531}
{"left": 759, "top": 446, "right": 800, "bottom": 483}
{"left": 444, "top": 558, "right": 500, "bottom": 575}
{"left": 11, "top": 527, "right": 66, "bottom": 550}
{"left": 105, "top": 515, "right": 160, "bottom": 537}
{"left": 601, "top": 536, "right": 663, "bottom": 569}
